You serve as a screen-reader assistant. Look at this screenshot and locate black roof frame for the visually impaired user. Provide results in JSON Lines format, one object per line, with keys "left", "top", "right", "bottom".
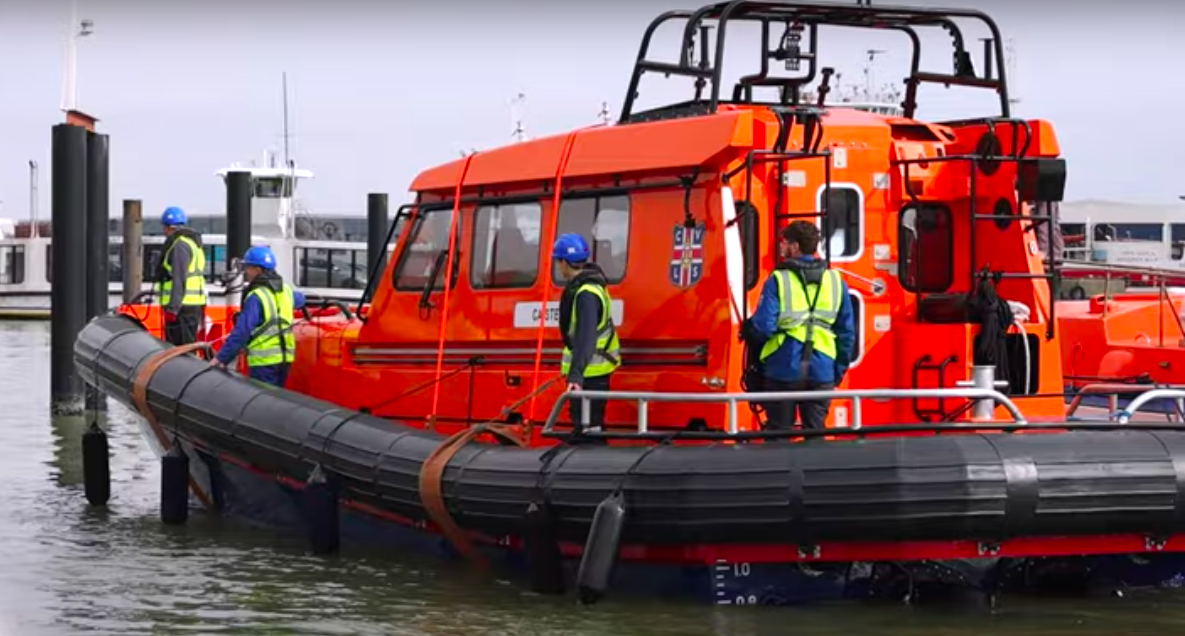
{"left": 619, "top": 0, "right": 1012, "bottom": 124}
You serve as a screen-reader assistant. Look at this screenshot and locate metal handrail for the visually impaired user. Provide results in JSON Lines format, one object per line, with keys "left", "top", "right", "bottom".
{"left": 542, "top": 387, "right": 1028, "bottom": 435}
{"left": 1065, "top": 382, "right": 1160, "bottom": 417}
{"left": 1114, "top": 389, "right": 1185, "bottom": 424}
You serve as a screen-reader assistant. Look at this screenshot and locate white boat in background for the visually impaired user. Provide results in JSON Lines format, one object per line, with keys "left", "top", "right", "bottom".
{"left": 0, "top": 156, "right": 379, "bottom": 319}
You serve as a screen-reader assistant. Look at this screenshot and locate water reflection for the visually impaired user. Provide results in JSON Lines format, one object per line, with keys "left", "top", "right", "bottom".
{"left": 2, "top": 321, "right": 1185, "bottom": 634}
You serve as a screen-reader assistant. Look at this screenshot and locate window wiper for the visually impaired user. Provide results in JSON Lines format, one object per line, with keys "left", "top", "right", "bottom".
{"left": 418, "top": 249, "right": 448, "bottom": 310}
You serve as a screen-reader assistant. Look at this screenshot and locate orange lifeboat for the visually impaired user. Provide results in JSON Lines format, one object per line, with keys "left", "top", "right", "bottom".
{"left": 83, "top": 1, "right": 1185, "bottom": 607}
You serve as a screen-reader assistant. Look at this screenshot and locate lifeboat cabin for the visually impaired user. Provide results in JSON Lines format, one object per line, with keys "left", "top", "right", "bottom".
{"left": 291, "top": 7, "right": 1068, "bottom": 434}
{"left": 82, "top": 0, "right": 1185, "bottom": 608}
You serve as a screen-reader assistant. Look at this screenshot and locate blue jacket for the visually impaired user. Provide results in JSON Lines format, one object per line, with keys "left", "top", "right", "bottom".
{"left": 750, "top": 256, "right": 855, "bottom": 385}
{"left": 216, "top": 285, "right": 306, "bottom": 366}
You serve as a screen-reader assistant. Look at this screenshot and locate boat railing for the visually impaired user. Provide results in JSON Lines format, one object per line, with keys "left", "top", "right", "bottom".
{"left": 541, "top": 387, "right": 1027, "bottom": 436}
{"left": 1066, "top": 382, "right": 1185, "bottom": 420}
{"left": 1114, "top": 389, "right": 1185, "bottom": 424}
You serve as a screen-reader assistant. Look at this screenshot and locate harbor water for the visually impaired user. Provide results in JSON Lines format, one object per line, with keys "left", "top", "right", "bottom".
{"left": 4, "top": 321, "right": 1185, "bottom": 635}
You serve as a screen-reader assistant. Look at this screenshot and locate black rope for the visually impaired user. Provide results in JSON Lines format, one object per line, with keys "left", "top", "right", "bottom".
{"left": 361, "top": 356, "right": 484, "bottom": 414}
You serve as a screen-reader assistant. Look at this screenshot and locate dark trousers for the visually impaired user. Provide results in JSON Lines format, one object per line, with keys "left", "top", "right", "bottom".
{"left": 569, "top": 373, "right": 611, "bottom": 433}
{"left": 761, "top": 378, "right": 835, "bottom": 432}
{"left": 164, "top": 305, "right": 205, "bottom": 346}
{"left": 248, "top": 363, "right": 290, "bottom": 388}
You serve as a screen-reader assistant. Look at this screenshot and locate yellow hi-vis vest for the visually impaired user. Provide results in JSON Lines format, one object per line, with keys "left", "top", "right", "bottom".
{"left": 245, "top": 284, "right": 296, "bottom": 367}
{"left": 158, "top": 235, "right": 208, "bottom": 306}
{"left": 560, "top": 283, "right": 621, "bottom": 379}
{"left": 759, "top": 268, "right": 842, "bottom": 361}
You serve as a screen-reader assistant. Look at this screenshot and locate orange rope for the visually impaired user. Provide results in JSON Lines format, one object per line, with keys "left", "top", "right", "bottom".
{"left": 131, "top": 342, "right": 217, "bottom": 510}
{"left": 417, "top": 374, "right": 560, "bottom": 569}
{"left": 429, "top": 153, "right": 476, "bottom": 419}
{"left": 527, "top": 132, "right": 580, "bottom": 421}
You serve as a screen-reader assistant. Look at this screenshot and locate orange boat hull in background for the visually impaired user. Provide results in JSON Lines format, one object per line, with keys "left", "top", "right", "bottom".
{"left": 1058, "top": 291, "right": 1185, "bottom": 403}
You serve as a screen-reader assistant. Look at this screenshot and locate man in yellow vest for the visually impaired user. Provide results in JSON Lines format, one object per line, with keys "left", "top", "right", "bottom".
{"left": 156, "top": 206, "right": 208, "bottom": 346}
{"left": 552, "top": 233, "right": 621, "bottom": 436}
{"left": 209, "top": 246, "right": 306, "bottom": 387}
{"left": 745, "top": 221, "right": 855, "bottom": 432}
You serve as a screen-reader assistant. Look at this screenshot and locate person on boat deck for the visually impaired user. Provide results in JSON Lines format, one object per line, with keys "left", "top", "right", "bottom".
{"left": 745, "top": 221, "right": 855, "bottom": 432}
{"left": 209, "top": 246, "right": 306, "bottom": 387}
{"left": 552, "top": 233, "right": 621, "bottom": 437}
{"left": 156, "top": 206, "right": 208, "bottom": 347}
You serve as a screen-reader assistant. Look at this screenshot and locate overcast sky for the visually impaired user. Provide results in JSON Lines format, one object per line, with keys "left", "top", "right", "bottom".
{"left": 0, "top": 0, "right": 1181, "bottom": 221}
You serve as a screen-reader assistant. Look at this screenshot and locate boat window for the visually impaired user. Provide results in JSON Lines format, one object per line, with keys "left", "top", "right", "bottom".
{"left": 848, "top": 290, "right": 864, "bottom": 368}
{"left": 1093, "top": 223, "right": 1162, "bottom": 243}
{"left": 107, "top": 245, "right": 122, "bottom": 283}
{"left": 202, "top": 245, "right": 228, "bottom": 283}
{"left": 471, "top": 202, "right": 542, "bottom": 289}
{"left": 898, "top": 204, "right": 952, "bottom": 293}
{"left": 253, "top": 177, "right": 290, "bottom": 199}
{"left": 1171, "top": 224, "right": 1185, "bottom": 261}
{"left": 392, "top": 207, "right": 462, "bottom": 292}
{"left": 295, "top": 247, "right": 369, "bottom": 289}
{"left": 0, "top": 245, "right": 25, "bottom": 284}
{"left": 1060, "top": 223, "right": 1087, "bottom": 260}
{"left": 551, "top": 195, "right": 630, "bottom": 284}
{"left": 818, "top": 185, "right": 862, "bottom": 260}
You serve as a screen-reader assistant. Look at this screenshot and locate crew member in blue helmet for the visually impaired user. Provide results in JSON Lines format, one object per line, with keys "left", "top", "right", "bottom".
{"left": 156, "top": 206, "right": 208, "bottom": 345}
{"left": 210, "top": 246, "right": 306, "bottom": 387}
{"left": 551, "top": 233, "right": 621, "bottom": 436}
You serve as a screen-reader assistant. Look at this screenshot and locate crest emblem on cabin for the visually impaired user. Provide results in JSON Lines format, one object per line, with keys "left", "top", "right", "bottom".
{"left": 669, "top": 222, "right": 706, "bottom": 288}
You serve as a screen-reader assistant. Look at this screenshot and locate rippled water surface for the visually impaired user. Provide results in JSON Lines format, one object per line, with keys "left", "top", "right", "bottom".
{"left": 2, "top": 321, "right": 1185, "bottom": 634}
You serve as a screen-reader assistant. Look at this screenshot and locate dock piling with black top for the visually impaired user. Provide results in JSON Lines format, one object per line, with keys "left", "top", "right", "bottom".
{"left": 367, "top": 193, "right": 389, "bottom": 278}
{"left": 50, "top": 123, "right": 88, "bottom": 415}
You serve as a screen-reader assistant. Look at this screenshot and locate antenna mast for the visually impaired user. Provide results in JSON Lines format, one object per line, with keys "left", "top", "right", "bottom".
{"left": 598, "top": 101, "right": 611, "bottom": 125}
{"left": 863, "top": 49, "right": 886, "bottom": 100}
{"left": 511, "top": 92, "right": 527, "bottom": 142}
{"left": 282, "top": 72, "right": 291, "bottom": 168}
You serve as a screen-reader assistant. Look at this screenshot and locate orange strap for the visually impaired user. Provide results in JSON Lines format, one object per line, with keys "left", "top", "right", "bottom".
{"left": 418, "top": 422, "right": 526, "bottom": 569}
{"left": 429, "top": 153, "right": 476, "bottom": 420}
{"left": 417, "top": 374, "right": 561, "bottom": 568}
{"left": 527, "top": 131, "right": 580, "bottom": 421}
{"left": 131, "top": 343, "right": 217, "bottom": 510}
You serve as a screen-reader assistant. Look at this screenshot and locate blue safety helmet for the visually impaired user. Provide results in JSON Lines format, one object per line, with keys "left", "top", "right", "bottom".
{"left": 161, "top": 206, "right": 187, "bottom": 227}
{"left": 242, "top": 246, "right": 277, "bottom": 270}
{"left": 551, "top": 233, "right": 590, "bottom": 264}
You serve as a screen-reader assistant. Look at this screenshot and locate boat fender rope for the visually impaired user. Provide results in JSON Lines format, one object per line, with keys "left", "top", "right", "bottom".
{"left": 131, "top": 342, "right": 217, "bottom": 510}
{"left": 610, "top": 439, "right": 670, "bottom": 497}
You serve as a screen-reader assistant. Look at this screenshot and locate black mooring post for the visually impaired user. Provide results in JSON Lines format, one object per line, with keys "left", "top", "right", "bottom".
{"left": 367, "top": 192, "right": 389, "bottom": 277}
{"left": 84, "top": 131, "right": 110, "bottom": 320}
{"left": 84, "top": 131, "right": 110, "bottom": 413}
{"left": 50, "top": 123, "right": 88, "bottom": 415}
{"left": 225, "top": 170, "right": 252, "bottom": 305}
{"left": 226, "top": 171, "right": 252, "bottom": 262}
